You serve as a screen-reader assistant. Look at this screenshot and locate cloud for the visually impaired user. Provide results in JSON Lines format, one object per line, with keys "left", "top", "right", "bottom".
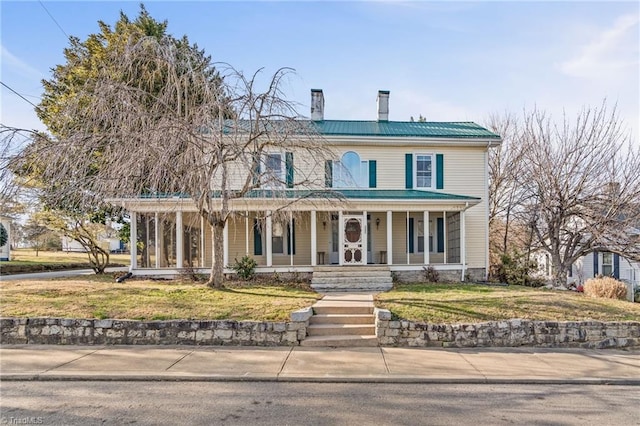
{"left": 1, "top": 45, "right": 47, "bottom": 79}
{"left": 559, "top": 13, "right": 639, "bottom": 79}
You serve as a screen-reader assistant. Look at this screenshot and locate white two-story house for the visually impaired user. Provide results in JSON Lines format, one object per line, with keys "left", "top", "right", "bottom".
{"left": 111, "top": 90, "right": 501, "bottom": 284}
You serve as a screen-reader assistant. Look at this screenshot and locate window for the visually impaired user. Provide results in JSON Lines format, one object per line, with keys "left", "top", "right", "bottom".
{"left": 259, "top": 153, "right": 285, "bottom": 188}
{"left": 272, "top": 222, "right": 284, "bottom": 254}
{"left": 265, "top": 153, "right": 283, "bottom": 180}
{"left": 334, "top": 151, "right": 368, "bottom": 188}
{"left": 429, "top": 220, "right": 434, "bottom": 252}
{"left": 417, "top": 220, "right": 425, "bottom": 253}
{"left": 415, "top": 154, "right": 433, "bottom": 189}
{"left": 602, "top": 252, "right": 613, "bottom": 276}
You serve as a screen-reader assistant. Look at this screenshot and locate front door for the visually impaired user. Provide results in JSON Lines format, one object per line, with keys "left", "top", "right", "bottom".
{"left": 342, "top": 214, "right": 366, "bottom": 265}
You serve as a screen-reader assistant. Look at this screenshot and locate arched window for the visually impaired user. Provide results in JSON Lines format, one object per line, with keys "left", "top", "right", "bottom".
{"left": 335, "top": 151, "right": 368, "bottom": 188}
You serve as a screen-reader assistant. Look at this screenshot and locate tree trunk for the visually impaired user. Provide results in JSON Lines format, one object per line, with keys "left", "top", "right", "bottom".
{"left": 551, "top": 256, "right": 568, "bottom": 287}
{"left": 208, "top": 221, "right": 225, "bottom": 288}
{"left": 86, "top": 246, "right": 110, "bottom": 274}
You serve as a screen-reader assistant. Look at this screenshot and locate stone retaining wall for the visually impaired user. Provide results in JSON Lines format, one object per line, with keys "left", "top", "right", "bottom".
{"left": 375, "top": 309, "right": 640, "bottom": 349}
{"left": 1, "top": 307, "right": 313, "bottom": 346}
{"left": 392, "top": 268, "right": 485, "bottom": 283}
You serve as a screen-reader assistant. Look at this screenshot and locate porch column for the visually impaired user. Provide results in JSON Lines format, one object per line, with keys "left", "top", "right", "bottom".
{"left": 338, "top": 210, "right": 344, "bottom": 266}
{"left": 155, "top": 213, "right": 160, "bottom": 269}
{"left": 363, "top": 210, "right": 368, "bottom": 264}
{"left": 289, "top": 211, "right": 294, "bottom": 266}
{"left": 200, "top": 216, "right": 205, "bottom": 267}
{"left": 245, "top": 211, "right": 249, "bottom": 255}
{"left": 460, "top": 209, "right": 466, "bottom": 281}
{"left": 130, "top": 211, "right": 137, "bottom": 270}
{"left": 266, "top": 212, "right": 273, "bottom": 267}
{"left": 176, "top": 211, "right": 183, "bottom": 269}
{"left": 386, "top": 211, "right": 393, "bottom": 265}
{"left": 406, "top": 211, "right": 410, "bottom": 265}
{"left": 443, "top": 211, "right": 447, "bottom": 264}
{"left": 311, "top": 210, "right": 317, "bottom": 266}
{"left": 424, "top": 211, "right": 430, "bottom": 265}
{"left": 223, "top": 218, "right": 229, "bottom": 268}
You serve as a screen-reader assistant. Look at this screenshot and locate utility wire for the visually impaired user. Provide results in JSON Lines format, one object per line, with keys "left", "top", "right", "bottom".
{"left": 0, "top": 81, "right": 42, "bottom": 112}
{"left": 38, "top": 0, "right": 69, "bottom": 39}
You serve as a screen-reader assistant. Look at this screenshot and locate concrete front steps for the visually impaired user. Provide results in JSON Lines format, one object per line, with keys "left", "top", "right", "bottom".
{"left": 301, "top": 293, "right": 378, "bottom": 347}
{"left": 311, "top": 266, "right": 393, "bottom": 292}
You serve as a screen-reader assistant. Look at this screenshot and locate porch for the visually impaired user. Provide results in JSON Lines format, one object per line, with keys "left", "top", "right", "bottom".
{"left": 129, "top": 207, "right": 475, "bottom": 281}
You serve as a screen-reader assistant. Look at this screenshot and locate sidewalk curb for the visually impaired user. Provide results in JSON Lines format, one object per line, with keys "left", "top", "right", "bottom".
{"left": 2, "top": 374, "right": 639, "bottom": 385}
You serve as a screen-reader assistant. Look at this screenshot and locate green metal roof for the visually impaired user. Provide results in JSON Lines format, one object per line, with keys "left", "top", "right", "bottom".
{"left": 223, "top": 120, "right": 500, "bottom": 140}
{"left": 140, "top": 189, "right": 479, "bottom": 202}
{"left": 312, "top": 120, "right": 501, "bottom": 139}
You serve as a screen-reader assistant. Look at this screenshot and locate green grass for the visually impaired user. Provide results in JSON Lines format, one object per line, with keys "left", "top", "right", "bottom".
{"left": 376, "top": 283, "right": 640, "bottom": 323}
{"left": 0, "top": 276, "right": 321, "bottom": 321}
{"left": 1, "top": 249, "right": 129, "bottom": 274}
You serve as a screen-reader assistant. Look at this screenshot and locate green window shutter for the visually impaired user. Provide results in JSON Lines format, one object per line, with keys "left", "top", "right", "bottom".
{"left": 287, "top": 219, "right": 296, "bottom": 255}
{"left": 593, "top": 251, "right": 598, "bottom": 276}
{"left": 408, "top": 218, "right": 414, "bottom": 253}
{"left": 368, "top": 160, "right": 377, "bottom": 188}
{"left": 405, "top": 154, "right": 413, "bottom": 189}
{"left": 613, "top": 253, "right": 620, "bottom": 279}
{"left": 253, "top": 219, "right": 262, "bottom": 256}
{"left": 437, "top": 218, "right": 444, "bottom": 253}
{"left": 285, "top": 152, "right": 294, "bottom": 188}
{"left": 436, "top": 154, "right": 444, "bottom": 189}
{"left": 325, "top": 160, "right": 333, "bottom": 188}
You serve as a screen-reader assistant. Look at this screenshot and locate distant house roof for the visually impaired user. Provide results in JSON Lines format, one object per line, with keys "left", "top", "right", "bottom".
{"left": 312, "top": 120, "right": 501, "bottom": 139}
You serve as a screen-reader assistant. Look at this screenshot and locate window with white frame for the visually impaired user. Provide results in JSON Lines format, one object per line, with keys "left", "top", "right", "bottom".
{"left": 417, "top": 220, "right": 425, "bottom": 253}
{"left": 263, "top": 153, "right": 284, "bottom": 186}
{"left": 602, "top": 252, "right": 613, "bottom": 276}
{"left": 334, "top": 151, "right": 368, "bottom": 188}
{"left": 415, "top": 154, "right": 433, "bottom": 189}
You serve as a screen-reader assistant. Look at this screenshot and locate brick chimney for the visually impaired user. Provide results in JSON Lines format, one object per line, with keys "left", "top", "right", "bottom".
{"left": 377, "top": 90, "right": 390, "bottom": 121}
{"left": 311, "top": 89, "right": 324, "bottom": 121}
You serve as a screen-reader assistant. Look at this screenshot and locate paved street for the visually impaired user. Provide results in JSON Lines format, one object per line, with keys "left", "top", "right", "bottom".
{"left": 1, "top": 345, "right": 639, "bottom": 384}
{"left": 1, "top": 382, "right": 638, "bottom": 425}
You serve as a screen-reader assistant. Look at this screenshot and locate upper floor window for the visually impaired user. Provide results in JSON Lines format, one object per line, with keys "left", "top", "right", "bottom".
{"left": 259, "top": 152, "right": 289, "bottom": 189}
{"left": 415, "top": 154, "right": 433, "bottom": 189}
{"left": 334, "top": 151, "right": 368, "bottom": 188}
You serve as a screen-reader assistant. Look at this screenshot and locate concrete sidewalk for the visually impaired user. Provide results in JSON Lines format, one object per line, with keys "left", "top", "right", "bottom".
{"left": 1, "top": 345, "right": 638, "bottom": 384}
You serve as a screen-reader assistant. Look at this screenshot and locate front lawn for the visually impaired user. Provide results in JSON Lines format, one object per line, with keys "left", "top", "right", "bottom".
{"left": 1, "top": 249, "right": 130, "bottom": 274}
{"left": 0, "top": 275, "right": 321, "bottom": 321}
{"left": 376, "top": 283, "right": 640, "bottom": 323}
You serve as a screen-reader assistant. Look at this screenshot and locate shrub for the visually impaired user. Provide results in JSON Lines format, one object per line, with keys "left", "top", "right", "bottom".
{"left": 423, "top": 265, "right": 439, "bottom": 283}
{"left": 232, "top": 255, "right": 257, "bottom": 280}
{"left": 491, "top": 252, "right": 542, "bottom": 287}
{"left": 583, "top": 277, "right": 627, "bottom": 300}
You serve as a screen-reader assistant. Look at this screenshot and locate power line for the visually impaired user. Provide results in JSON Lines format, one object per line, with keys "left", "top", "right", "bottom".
{"left": 0, "top": 81, "right": 42, "bottom": 112}
{"left": 38, "top": 0, "right": 69, "bottom": 39}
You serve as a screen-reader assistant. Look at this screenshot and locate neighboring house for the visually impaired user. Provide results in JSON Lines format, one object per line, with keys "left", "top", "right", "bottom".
{"left": 0, "top": 215, "right": 10, "bottom": 261}
{"left": 576, "top": 251, "right": 639, "bottom": 286}
{"left": 109, "top": 90, "right": 502, "bottom": 281}
{"left": 61, "top": 236, "right": 125, "bottom": 253}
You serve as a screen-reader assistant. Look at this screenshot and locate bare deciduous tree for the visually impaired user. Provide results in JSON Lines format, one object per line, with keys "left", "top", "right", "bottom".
{"left": 13, "top": 36, "right": 334, "bottom": 287}
{"left": 486, "top": 112, "right": 530, "bottom": 263}
{"left": 492, "top": 102, "right": 640, "bottom": 286}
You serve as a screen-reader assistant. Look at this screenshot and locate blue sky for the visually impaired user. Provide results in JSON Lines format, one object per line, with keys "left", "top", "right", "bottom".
{"left": 1, "top": 1, "right": 638, "bottom": 142}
